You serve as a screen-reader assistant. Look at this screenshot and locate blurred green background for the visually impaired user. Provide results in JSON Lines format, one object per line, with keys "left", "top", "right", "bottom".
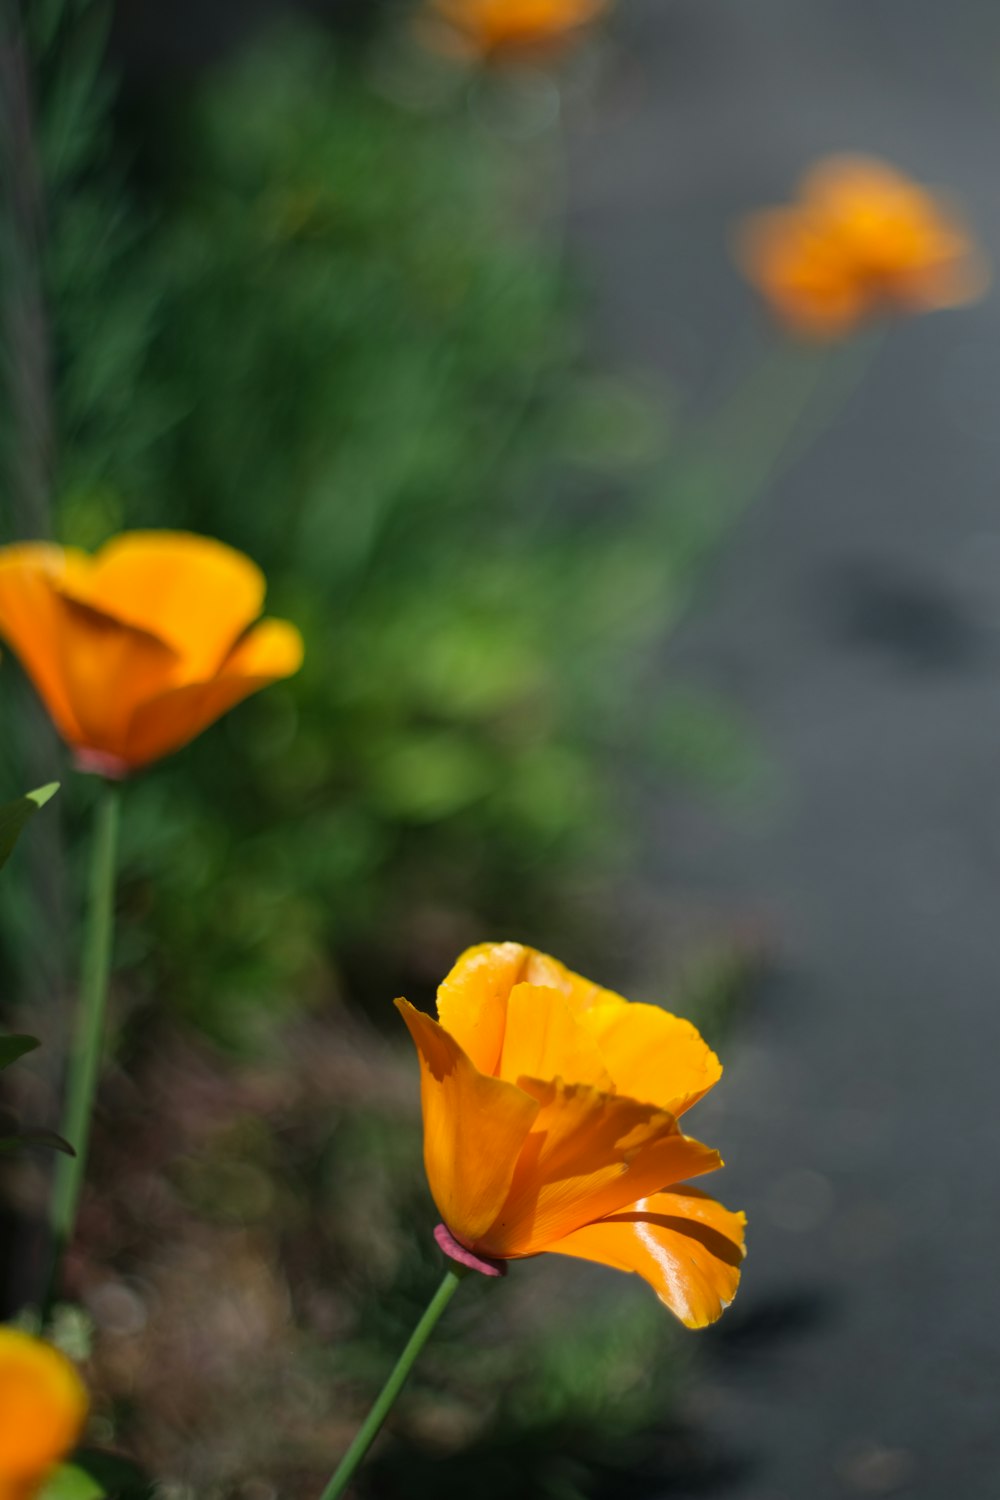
{"left": 3, "top": 4, "right": 770, "bottom": 1038}
{"left": 0, "top": 2, "right": 770, "bottom": 1494}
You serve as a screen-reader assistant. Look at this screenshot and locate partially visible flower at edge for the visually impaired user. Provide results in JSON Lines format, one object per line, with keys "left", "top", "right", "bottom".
{"left": 397, "top": 941, "right": 746, "bottom": 1328}
{"left": 0, "top": 1328, "right": 88, "bottom": 1500}
{"left": 418, "top": 0, "right": 610, "bottom": 63}
{"left": 735, "top": 154, "right": 988, "bottom": 339}
{"left": 0, "top": 531, "right": 304, "bottom": 777}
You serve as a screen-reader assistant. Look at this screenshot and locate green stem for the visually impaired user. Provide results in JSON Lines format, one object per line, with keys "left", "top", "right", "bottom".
{"left": 49, "top": 781, "right": 121, "bottom": 1280}
{"left": 641, "top": 334, "right": 881, "bottom": 578}
{"left": 319, "top": 1268, "right": 465, "bottom": 1500}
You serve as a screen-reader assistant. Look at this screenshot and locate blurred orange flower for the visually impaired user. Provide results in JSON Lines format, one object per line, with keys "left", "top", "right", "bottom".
{"left": 736, "top": 155, "right": 987, "bottom": 338}
{"left": 423, "top": 0, "right": 609, "bottom": 60}
{"left": 0, "top": 1329, "right": 87, "bottom": 1500}
{"left": 397, "top": 942, "right": 745, "bottom": 1327}
{"left": 0, "top": 531, "right": 303, "bottom": 777}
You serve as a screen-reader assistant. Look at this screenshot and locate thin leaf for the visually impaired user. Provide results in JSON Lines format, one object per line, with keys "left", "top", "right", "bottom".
{"left": 0, "top": 783, "right": 60, "bottom": 872}
{"left": 0, "top": 1034, "right": 41, "bottom": 1069}
{"left": 38, "top": 1464, "right": 106, "bottom": 1500}
{"left": 0, "top": 1129, "right": 76, "bottom": 1156}
{"left": 40, "top": 1451, "right": 155, "bottom": 1500}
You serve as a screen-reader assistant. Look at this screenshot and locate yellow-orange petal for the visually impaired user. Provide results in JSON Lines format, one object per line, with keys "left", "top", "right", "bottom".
{"left": 519, "top": 947, "right": 625, "bottom": 1017}
{"left": 546, "top": 1186, "right": 746, "bottom": 1328}
{"left": 492, "top": 947, "right": 720, "bottom": 1114}
{"left": 395, "top": 998, "right": 540, "bottom": 1245}
{"left": 435, "top": 941, "right": 530, "bottom": 1077}
{"left": 0, "top": 546, "right": 85, "bottom": 744}
{"left": 583, "top": 1000, "right": 721, "bottom": 1117}
{"left": 68, "top": 531, "right": 266, "bottom": 679}
{"left": 478, "top": 1078, "right": 722, "bottom": 1257}
{"left": 52, "top": 593, "right": 181, "bottom": 756}
{"left": 498, "top": 983, "right": 612, "bottom": 1092}
{"left": 0, "top": 1329, "right": 87, "bottom": 1486}
{"left": 119, "top": 617, "right": 304, "bottom": 769}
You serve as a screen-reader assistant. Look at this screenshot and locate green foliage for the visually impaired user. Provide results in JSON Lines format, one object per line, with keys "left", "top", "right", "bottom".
{"left": 1, "top": 0, "right": 155, "bottom": 536}
{"left": 32, "top": 0, "right": 164, "bottom": 513}
{"left": 46, "top": 23, "right": 690, "bottom": 1036}
{"left": 26, "top": 17, "right": 759, "bottom": 1037}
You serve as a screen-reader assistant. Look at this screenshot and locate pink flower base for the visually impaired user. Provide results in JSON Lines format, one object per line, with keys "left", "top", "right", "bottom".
{"left": 72, "top": 748, "right": 131, "bottom": 780}
{"left": 434, "top": 1223, "right": 507, "bottom": 1278}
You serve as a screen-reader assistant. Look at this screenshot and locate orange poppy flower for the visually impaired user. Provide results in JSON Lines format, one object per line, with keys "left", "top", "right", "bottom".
{"left": 0, "top": 532, "right": 303, "bottom": 777}
{"left": 0, "top": 1329, "right": 88, "bottom": 1500}
{"left": 736, "top": 155, "right": 987, "bottom": 338}
{"left": 423, "top": 0, "right": 609, "bottom": 60}
{"left": 397, "top": 942, "right": 745, "bottom": 1327}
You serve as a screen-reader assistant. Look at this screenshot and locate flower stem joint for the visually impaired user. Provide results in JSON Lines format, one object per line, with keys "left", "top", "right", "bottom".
{"left": 434, "top": 1222, "right": 508, "bottom": 1278}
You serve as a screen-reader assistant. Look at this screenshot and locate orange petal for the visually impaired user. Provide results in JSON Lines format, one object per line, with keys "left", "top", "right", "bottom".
{"left": 798, "top": 155, "right": 946, "bottom": 235}
{"left": 879, "top": 223, "right": 990, "bottom": 312}
{"left": 0, "top": 1328, "right": 88, "bottom": 1483}
{"left": 435, "top": 944, "right": 630, "bottom": 1079}
{"left": 70, "top": 531, "right": 266, "bottom": 678}
{"left": 547, "top": 1186, "right": 746, "bottom": 1328}
{"left": 479, "top": 1078, "right": 722, "bottom": 1257}
{"left": 498, "top": 983, "right": 612, "bottom": 1092}
{"left": 583, "top": 1000, "right": 721, "bottom": 1116}
{"left": 120, "top": 617, "right": 303, "bottom": 769}
{"left": 395, "top": 998, "right": 540, "bottom": 1245}
{"left": 0, "top": 545, "right": 85, "bottom": 744}
{"left": 431, "top": 0, "right": 606, "bottom": 53}
{"left": 735, "top": 208, "right": 867, "bottom": 337}
{"left": 435, "top": 941, "right": 530, "bottom": 1077}
{"left": 799, "top": 156, "right": 988, "bottom": 314}
{"left": 504, "top": 950, "right": 720, "bottom": 1114}
{"left": 53, "top": 593, "right": 181, "bottom": 756}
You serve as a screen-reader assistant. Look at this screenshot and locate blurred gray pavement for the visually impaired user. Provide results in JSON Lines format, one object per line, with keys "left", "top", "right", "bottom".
{"left": 566, "top": 2, "right": 1000, "bottom": 1496}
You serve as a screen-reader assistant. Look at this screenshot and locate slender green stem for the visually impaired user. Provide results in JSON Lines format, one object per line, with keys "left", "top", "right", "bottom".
{"left": 634, "top": 335, "right": 881, "bottom": 587}
{"left": 319, "top": 1268, "right": 465, "bottom": 1500}
{"left": 49, "top": 781, "right": 121, "bottom": 1277}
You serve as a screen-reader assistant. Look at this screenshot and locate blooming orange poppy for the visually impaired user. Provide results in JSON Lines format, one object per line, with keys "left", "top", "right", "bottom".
{"left": 736, "top": 155, "right": 987, "bottom": 338}
{"left": 0, "top": 1329, "right": 88, "bottom": 1500}
{"left": 397, "top": 942, "right": 745, "bottom": 1327}
{"left": 422, "top": 0, "right": 609, "bottom": 60}
{"left": 0, "top": 532, "right": 303, "bottom": 777}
